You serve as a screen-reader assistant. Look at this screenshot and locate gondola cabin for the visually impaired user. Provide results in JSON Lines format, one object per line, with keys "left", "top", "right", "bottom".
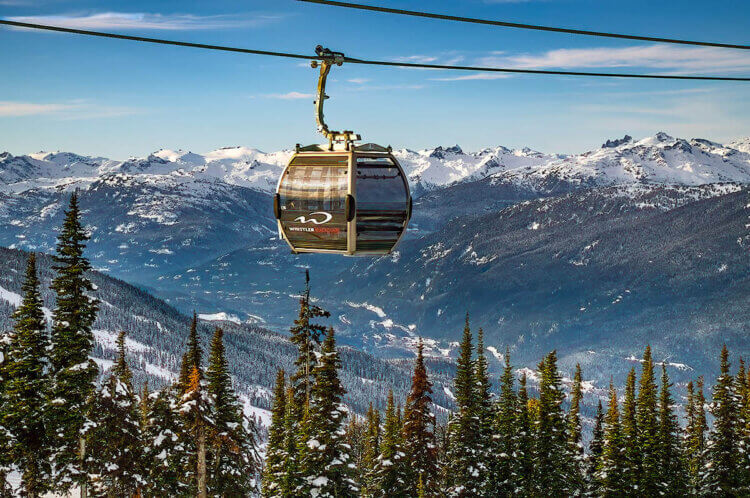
{"left": 274, "top": 142, "right": 411, "bottom": 255}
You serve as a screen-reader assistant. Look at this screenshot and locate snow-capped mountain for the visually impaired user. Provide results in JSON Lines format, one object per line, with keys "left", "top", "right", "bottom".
{"left": 2, "top": 133, "right": 749, "bottom": 198}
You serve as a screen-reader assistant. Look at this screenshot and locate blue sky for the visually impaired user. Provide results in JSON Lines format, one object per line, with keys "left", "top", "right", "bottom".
{"left": 1, "top": 0, "right": 749, "bottom": 158}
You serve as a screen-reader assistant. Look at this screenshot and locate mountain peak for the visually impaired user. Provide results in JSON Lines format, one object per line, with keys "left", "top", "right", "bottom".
{"left": 429, "top": 145, "right": 463, "bottom": 158}
{"left": 602, "top": 135, "right": 632, "bottom": 148}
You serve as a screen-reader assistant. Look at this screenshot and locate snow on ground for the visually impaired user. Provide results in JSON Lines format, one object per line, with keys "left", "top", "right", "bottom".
{"left": 345, "top": 301, "right": 386, "bottom": 318}
{"left": 92, "top": 329, "right": 152, "bottom": 353}
{"left": 0, "top": 285, "right": 22, "bottom": 307}
{"left": 198, "top": 312, "right": 242, "bottom": 324}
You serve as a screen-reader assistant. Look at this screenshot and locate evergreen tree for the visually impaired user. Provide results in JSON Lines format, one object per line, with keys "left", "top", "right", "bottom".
{"left": 0, "top": 330, "right": 12, "bottom": 497}
{"left": 2, "top": 254, "right": 52, "bottom": 496}
{"left": 280, "top": 387, "right": 302, "bottom": 496}
{"left": 48, "top": 193, "right": 100, "bottom": 495}
{"left": 179, "top": 366, "right": 214, "bottom": 498}
{"left": 586, "top": 400, "right": 605, "bottom": 496}
{"left": 567, "top": 363, "right": 586, "bottom": 495}
{"left": 597, "top": 381, "right": 627, "bottom": 496}
{"left": 473, "top": 328, "right": 493, "bottom": 495}
{"left": 289, "top": 271, "right": 329, "bottom": 417}
{"left": 263, "top": 369, "right": 288, "bottom": 497}
{"left": 533, "top": 351, "right": 572, "bottom": 496}
{"left": 515, "top": 372, "right": 534, "bottom": 496}
{"left": 491, "top": 348, "right": 517, "bottom": 495}
{"left": 205, "top": 327, "right": 259, "bottom": 495}
{"left": 298, "top": 328, "right": 357, "bottom": 497}
{"left": 372, "top": 390, "right": 407, "bottom": 497}
{"left": 446, "top": 316, "right": 480, "bottom": 496}
{"left": 685, "top": 377, "right": 708, "bottom": 494}
{"left": 360, "top": 403, "right": 381, "bottom": 497}
{"left": 86, "top": 331, "right": 145, "bottom": 495}
{"left": 736, "top": 359, "right": 750, "bottom": 492}
{"left": 143, "top": 386, "right": 190, "bottom": 496}
{"left": 703, "top": 345, "right": 740, "bottom": 495}
{"left": 620, "top": 367, "right": 639, "bottom": 493}
{"left": 402, "top": 339, "right": 438, "bottom": 495}
{"left": 657, "top": 364, "right": 687, "bottom": 495}
{"left": 636, "top": 345, "right": 660, "bottom": 495}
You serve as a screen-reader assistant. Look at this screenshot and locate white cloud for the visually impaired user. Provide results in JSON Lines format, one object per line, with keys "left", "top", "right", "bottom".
{"left": 478, "top": 44, "right": 750, "bottom": 75}
{"left": 0, "top": 100, "right": 140, "bottom": 119}
{"left": 6, "top": 12, "right": 282, "bottom": 31}
{"left": 347, "top": 78, "right": 370, "bottom": 84}
{"left": 265, "top": 92, "right": 314, "bottom": 100}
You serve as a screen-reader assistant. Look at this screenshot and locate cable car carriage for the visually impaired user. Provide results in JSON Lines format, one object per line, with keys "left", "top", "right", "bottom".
{"left": 274, "top": 47, "right": 412, "bottom": 255}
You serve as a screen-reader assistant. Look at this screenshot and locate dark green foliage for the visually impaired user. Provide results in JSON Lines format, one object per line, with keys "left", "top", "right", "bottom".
{"left": 491, "top": 348, "right": 517, "bottom": 495}
{"left": 657, "top": 364, "right": 686, "bottom": 495}
{"left": 289, "top": 272, "right": 330, "bottom": 416}
{"left": 48, "top": 193, "right": 100, "bottom": 492}
{"left": 401, "top": 339, "right": 438, "bottom": 495}
{"left": 142, "top": 386, "right": 190, "bottom": 496}
{"left": 262, "top": 369, "right": 288, "bottom": 497}
{"left": 473, "top": 328, "right": 493, "bottom": 495}
{"left": 372, "top": 390, "right": 407, "bottom": 496}
{"left": 597, "top": 381, "right": 627, "bottom": 496}
{"left": 177, "top": 312, "right": 202, "bottom": 395}
{"left": 636, "top": 345, "right": 660, "bottom": 496}
{"left": 446, "top": 316, "right": 480, "bottom": 496}
{"left": 87, "top": 331, "right": 145, "bottom": 495}
{"left": 515, "top": 373, "right": 534, "bottom": 496}
{"left": 1, "top": 254, "right": 52, "bottom": 496}
{"left": 205, "top": 327, "right": 259, "bottom": 495}
{"left": 298, "top": 328, "right": 357, "bottom": 497}
{"left": 533, "top": 351, "right": 571, "bottom": 495}
{"left": 360, "top": 403, "right": 381, "bottom": 497}
{"left": 568, "top": 363, "right": 585, "bottom": 495}
{"left": 703, "top": 345, "right": 741, "bottom": 495}
{"left": 621, "top": 368, "right": 639, "bottom": 493}
{"left": 587, "top": 400, "right": 605, "bottom": 495}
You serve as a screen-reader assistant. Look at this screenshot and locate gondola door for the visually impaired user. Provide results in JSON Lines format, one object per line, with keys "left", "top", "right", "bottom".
{"left": 277, "top": 154, "right": 351, "bottom": 253}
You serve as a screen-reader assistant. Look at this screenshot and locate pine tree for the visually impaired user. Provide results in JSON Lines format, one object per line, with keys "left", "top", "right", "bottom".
{"left": 533, "top": 351, "right": 572, "bottom": 496}
{"left": 736, "top": 359, "right": 750, "bottom": 492}
{"left": 48, "top": 193, "right": 100, "bottom": 495}
{"left": 289, "top": 271, "right": 330, "bottom": 417}
{"left": 263, "top": 369, "right": 288, "bottom": 497}
{"left": 205, "top": 327, "right": 259, "bottom": 495}
{"left": 402, "top": 338, "right": 438, "bottom": 495}
{"left": 143, "top": 386, "right": 191, "bottom": 496}
{"left": 446, "top": 315, "right": 480, "bottom": 496}
{"left": 0, "top": 330, "right": 12, "bottom": 497}
{"left": 685, "top": 377, "right": 708, "bottom": 494}
{"left": 372, "top": 390, "right": 407, "bottom": 497}
{"left": 597, "top": 381, "right": 627, "bottom": 496}
{"left": 2, "top": 254, "right": 52, "bottom": 496}
{"left": 360, "top": 403, "right": 381, "bottom": 497}
{"left": 491, "top": 348, "right": 517, "bottom": 495}
{"left": 515, "top": 372, "right": 534, "bottom": 496}
{"left": 298, "top": 328, "right": 357, "bottom": 497}
{"left": 179, "top": 365, "right": 214, "bottom": 498}
{"left": 703, "top": 345, "right": 740, "bottom": 495}
{"left": 86, "top": 331, "right": 145, "bottom": 495}
{"left": 636, "top": 345, "right": 660, "bottom": 495}
{"left": 567, "top": 363, "right": 586, "bottom": 495}
{"left": 281, "top": 387, "right": 302, "bottom": 496}
{"left": 586, "top": 400, "right": 605, "bottom": 496}
{"left": 620, "top": 367, "right": 639, "bottom": 493}
{"left": 657, "top": 364, "right": 687, "bottom": 495}
{"left": 473, "top": 328, "right": 493, "bottom": 495}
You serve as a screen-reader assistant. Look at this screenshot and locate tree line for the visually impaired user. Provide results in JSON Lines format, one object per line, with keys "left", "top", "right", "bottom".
{"left": 263, "top": 308, "right": 750, "bottom": 497}
{"left": 0, "top": 193, "right": 260, "bottom": 497}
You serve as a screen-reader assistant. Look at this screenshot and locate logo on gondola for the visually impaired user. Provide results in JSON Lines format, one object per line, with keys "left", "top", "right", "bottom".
{"left": 294, "top": 211, "right": 333, "bottom": 224}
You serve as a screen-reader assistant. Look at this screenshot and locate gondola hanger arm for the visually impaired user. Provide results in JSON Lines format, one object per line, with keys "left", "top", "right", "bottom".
{"left": 311, "top": 45, "right": 360, "bottom": 150}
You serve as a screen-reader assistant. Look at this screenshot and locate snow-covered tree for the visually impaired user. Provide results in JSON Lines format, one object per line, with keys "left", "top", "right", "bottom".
{"left": 48, "top": 193, "right": 99, "bottom": 495}
{"left": 205, "top": 327, "right": 259, "bottom": 495}
{"left": 372, "top": 390, "right": 407, "bottom": 496}
{"left": 446, "top": 315, "right": 481, "bottom": 496}
{"left": 473, "top": 328, "right": 493, "bottom": 495}
{"left": 1, "top": 254, "right": 52, "bottom": 496}
{"left": 262, "top": 369, "right": 288, "bottom": 497}
{"left": 515, "top": 372, "right": 534, "bottom": 496}
{"left": 360, "top": 403, "right": 381, "bottom": 497}
{"left": 298, "top": 328, "right": 357, "bottom": 497}
{"left": 143, "top": 386, "right": 191, "bottom": 496}
{"left": 179, "top": 365, "right": 214, "bottom": 498}
{"left": 86, "top": 331, "right": 145, "bottom": 495}
{"left": 657, "top": 364, "right": 687, "bottom": 494}
{"left": 491, "top": 347, "right": 517, "bottom": 495}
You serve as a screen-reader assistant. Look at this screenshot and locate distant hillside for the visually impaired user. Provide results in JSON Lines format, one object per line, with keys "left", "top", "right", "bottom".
{"left": 0, "top": 247, "right": 455, "bottom": 419}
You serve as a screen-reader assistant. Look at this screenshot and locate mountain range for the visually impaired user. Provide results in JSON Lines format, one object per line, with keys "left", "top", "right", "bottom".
{"left": 0, "top": 131, "right": 748, "bottom": 402}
